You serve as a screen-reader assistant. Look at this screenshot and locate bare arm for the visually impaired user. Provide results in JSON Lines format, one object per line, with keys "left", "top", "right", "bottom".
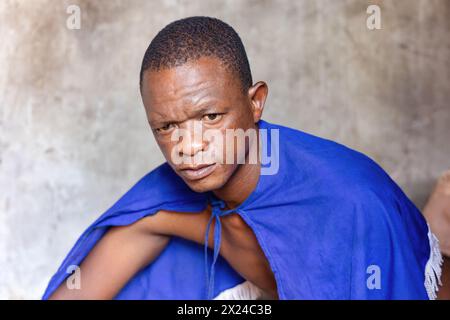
{"left": 48, "top": 214, "right": 170, "bottom": 300}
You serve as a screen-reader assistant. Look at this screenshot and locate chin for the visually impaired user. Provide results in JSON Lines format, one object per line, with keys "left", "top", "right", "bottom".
{"left": 184, "top": 176, "right": 224, "bottom": 193}
{"left": 182, "top": 168, "right": 231, "bottom": 193}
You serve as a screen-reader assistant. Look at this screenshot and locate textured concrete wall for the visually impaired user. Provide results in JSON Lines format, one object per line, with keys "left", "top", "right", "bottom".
{"left": 0, "top": 0, "right": 449, "bottom": 299}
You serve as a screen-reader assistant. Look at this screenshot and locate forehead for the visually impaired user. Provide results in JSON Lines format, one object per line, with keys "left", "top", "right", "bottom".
{"left": 141, "top": 57, "right": 242, "bottom": 123}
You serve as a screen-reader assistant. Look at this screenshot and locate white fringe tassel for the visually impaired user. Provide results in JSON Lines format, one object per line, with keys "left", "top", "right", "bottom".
{"left": 424, "top": 225, "right": 444, "bottom": 300}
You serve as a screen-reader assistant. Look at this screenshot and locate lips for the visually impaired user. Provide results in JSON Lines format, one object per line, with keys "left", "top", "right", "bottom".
{"left": 178, "top": 163, "right": 217, "bottom": 181}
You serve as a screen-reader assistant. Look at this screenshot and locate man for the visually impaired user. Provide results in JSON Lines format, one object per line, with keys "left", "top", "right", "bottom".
{"left": 43, "top": 16, "right": 441, "bottom": 300}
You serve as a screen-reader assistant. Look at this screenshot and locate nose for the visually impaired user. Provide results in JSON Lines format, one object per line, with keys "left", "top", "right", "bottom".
{"left": 179, "top": 121, "right": 207, "bottom": 158}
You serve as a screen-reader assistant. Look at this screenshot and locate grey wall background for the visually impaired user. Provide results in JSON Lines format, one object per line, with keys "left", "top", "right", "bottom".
{"left": 0, "top": 0, "right": 449, "bottom": 299}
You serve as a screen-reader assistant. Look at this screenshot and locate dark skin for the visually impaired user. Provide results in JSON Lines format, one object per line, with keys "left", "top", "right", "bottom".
{"left": 49, "top": 56, "right": 279, "bottom": 299}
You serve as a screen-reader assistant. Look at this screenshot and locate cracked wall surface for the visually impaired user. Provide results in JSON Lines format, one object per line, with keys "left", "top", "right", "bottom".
{"left": 0, "top": 0, "right": 449, "bottom": 299}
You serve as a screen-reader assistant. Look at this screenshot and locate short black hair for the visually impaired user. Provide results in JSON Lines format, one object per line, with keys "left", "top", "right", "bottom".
{"left": 139, "top": 16, "right": 253, "bottom": 93}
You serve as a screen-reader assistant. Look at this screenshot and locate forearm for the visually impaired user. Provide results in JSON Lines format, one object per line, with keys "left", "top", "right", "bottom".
{"left": 49, "top": 222, "right": 171, "bottom": 300}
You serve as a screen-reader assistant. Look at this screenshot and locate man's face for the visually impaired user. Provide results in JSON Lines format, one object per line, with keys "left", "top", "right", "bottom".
{"left": 141, "top": 56, "right": 260, "bottom": 193}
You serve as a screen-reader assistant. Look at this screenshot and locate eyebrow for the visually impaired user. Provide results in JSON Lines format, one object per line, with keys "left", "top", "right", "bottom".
{"left": 150, "top": 104, "right": 220, "bottom": 127}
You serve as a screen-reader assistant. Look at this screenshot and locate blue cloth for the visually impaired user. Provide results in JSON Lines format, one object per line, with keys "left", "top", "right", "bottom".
{"left": 42, "top": 119, "right": 430, "bottom": 299}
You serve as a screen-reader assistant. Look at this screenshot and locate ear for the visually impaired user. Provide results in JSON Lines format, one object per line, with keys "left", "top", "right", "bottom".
{"left": 247, "top": 81, "right": 268, "bottom": 123}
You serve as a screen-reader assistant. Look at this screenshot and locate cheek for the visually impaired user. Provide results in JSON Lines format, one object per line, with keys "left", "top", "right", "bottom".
{"left": 206, "top": 129, "right": 226, "bottom": 161}
{"left": 216, "top": 162, "right": 239, "bottom": 185}
{"left": 226, "top": 107, "right": 255, "bottom": 133}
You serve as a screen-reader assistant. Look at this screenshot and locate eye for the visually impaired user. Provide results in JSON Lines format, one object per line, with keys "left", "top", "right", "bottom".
{"left": 155, "top": 123, "right": 175, "bottom": 134}
{"left": 202, "top": 113, "right": 223, "bottom": 123}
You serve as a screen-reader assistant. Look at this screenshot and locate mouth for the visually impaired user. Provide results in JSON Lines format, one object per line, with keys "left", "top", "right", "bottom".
{"left": 178, "top": 163, "right": 217, "bottom": 181}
